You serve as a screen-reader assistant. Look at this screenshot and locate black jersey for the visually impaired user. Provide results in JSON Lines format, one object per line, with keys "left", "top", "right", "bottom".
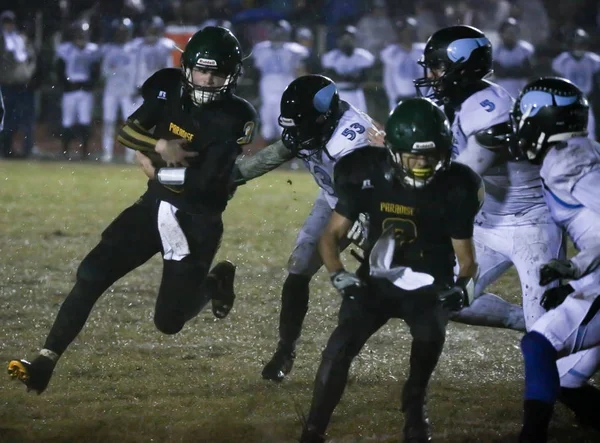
{"left": 127, "top": 68, "right": 258, "bottom": 214}
{"left": 334, "top": 148, "right": 483, "bottom": 284}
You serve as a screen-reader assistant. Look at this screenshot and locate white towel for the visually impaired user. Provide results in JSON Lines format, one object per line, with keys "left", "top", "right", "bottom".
{"left": 369, "top": 226, "right": 435, "bottom": 290}
{"left": 3, "top": 31, "right": 28, "bottom": 63}
{"left": 157, "top": 201, "right": 190, "bottom": 261}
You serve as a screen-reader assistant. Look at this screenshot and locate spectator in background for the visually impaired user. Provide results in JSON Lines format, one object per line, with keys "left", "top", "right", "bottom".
{"left": 0, "top": 87, "right": 4, "bottom": 132}
{"left": 0, "top": 10, "right": 37, "bottom": 158}
{"left": 322, "top": 25, "right": 374, "bottom": 112}
{"left": 252, "top": 20, "right": 308, "bottom": 144}
{"left": 380, "top": 17, "right": 423, "bottom": 111}
{"left": 552, "top": 28, "right": 600, "bottom": 141}
{"left": 511, "top": 0, "right": 549, "bottom": 47}
{"left": 295, "top": 27, "right": 322, "bottom": 74}
{"left": 492, "top": 17, "right": 534, "bottom": 99}
{"left": 355, "top": 0, "right": 395, "bottom": 57}
{"left": 414, "top": 0, "right": 439, "bottom": 43}
{"left": 471, "top": 0, "right": 510, "bottom": 48}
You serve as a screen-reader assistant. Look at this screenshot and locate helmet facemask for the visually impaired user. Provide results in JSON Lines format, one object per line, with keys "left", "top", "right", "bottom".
{"left": 280, "top": 113, "right": 332, "bottom": 159}
{"left": 387, "top": 145, "right": 446, "bottom": 188}
{"left": 183, "top": 64, "right": 240, "bottom": 106}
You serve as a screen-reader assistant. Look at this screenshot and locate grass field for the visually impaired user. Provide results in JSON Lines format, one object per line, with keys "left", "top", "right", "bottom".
{"left": 0, "top": 161, "right": 598, "bottom": 443}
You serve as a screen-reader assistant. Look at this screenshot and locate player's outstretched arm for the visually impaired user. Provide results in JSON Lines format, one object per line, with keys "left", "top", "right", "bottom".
{"left": 233, "top": 140, "right": 294, "bottom": 184}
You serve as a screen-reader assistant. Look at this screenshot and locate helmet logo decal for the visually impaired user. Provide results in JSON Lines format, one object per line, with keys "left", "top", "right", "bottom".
{"left": 196, "top": 58, "right": 217, "bottom": 67}
{"left": 519, "top": 90, "right": 578, "bottom": 118}
{"left": 313, "top": 83, "right": 337, "bottom": 113}
{"left": 412, "top": 141, "right": 436, "bottom": 150}
{"left": 447, "top": 37, "right": 490, "bottom": 62}
{"left": 278, "top": 116, "right": 296, "bottom": 127}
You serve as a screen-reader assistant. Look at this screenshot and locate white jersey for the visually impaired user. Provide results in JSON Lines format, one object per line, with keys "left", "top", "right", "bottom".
{"left": 300, "top": 104, "right": 377, "bottom": 208}
{"left": 56, "top": 42, "right": 100, "bottom": 83}
{"left": 321, "top": 48, "right": 375, "bottom": 91}
{"left": 380, "top": 42, "right": 424, "bottom": 108}
{"left": 493, "top": 40, "right": 534, "bottom": 99}
{"left": 540, "top": 137, "right": 600, "bottom": 280}
{"left": 452, "top": 82, "right": 547, "bottom": 223}
{"left": 552, "top": 51, "right": 600, "bottom": 96}
{"left": 101, "top": 41, "right": 138, "bottom": 95}
{"left": 131, "top": 37, "right": 175, "bottom": 90}
{"left": 252, "top": 41, "right": 308, "bottom": 98}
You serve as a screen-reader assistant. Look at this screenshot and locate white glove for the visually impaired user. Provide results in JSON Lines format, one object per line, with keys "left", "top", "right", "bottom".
{"left": 347, "top": 213, "right": 370, "bottom": 249}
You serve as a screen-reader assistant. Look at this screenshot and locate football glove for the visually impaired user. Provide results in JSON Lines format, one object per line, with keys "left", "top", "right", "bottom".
{"left": 539, "top": 259, "right": 579, "bottom": 286}
{"left": 347, "top": 213, "right": 370, "bottom": 249}
{"left": 540, "top": 284, "right": 575, "bottom": 311}
{"left": 330, "top": 270, "right": 365, "bottom": 302}
{"left": 437, "top": 277, "right": 474, "bottom": 312}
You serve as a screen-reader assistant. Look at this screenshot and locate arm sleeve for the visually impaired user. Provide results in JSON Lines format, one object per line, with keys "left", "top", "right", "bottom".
{"left": 454, "top": 134, "right": 498, "bottom": 176}
{"left": 572, "top": 169, "right": 600, "bottom": 214}
{"left": 570, "top": 244, "right": 600, "bottom": 279}
{"left": 116, "top": 99, "right": 162, "bottom": 153}
{"left": 235, "top": 140, "right": 294, "bottom": 181}
{"left": 55, "top": 58, "right": 69, "bottom": 88}
{"left": 446, "top": 170, "right": 484, "bottom": 239}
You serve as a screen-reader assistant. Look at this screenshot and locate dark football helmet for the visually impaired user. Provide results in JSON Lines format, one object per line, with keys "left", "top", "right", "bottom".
{"left": 414, "top": 25, "right": 492, "bottom": 103}
{"left": 278, "top": 74, "right": 341, "bottom": 156}
{"left": 511, "top": 77, "right": 588, "bottom": 164}
{"left": 385, "top": 97, "right": 453, "bottom": 188}
{"left": 180, "top": 26, "right": 243, "bottom": 105}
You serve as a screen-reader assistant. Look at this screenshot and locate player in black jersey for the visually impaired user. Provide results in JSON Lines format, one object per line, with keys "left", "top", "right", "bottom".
{"left": 7, "top": 26, "right": 258, "bottom": 395}
{"left": 300, "top": 98, "right": 483, "bottom": 443}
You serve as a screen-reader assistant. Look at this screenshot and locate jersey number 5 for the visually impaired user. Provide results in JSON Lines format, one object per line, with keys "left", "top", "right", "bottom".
{"left": 479, "top": 99, "right": 495, "bottom": 112}
{"left": 341, "top": 122, "right": 366, "bottom": 141}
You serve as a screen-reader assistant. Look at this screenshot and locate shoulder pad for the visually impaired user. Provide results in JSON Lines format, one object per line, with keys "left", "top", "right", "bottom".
{"left": 141, "top": 68, "right": 180, "bottom": 101}
{"left": 518, "top": 40, "right": 534, "bottom": 54}
{"left": 458, "top": 84, "right": 512, "bottom": 137}
{"left": 474, "top": 121, "right": 513, "bottom": 150}
{"left": 333, "top": 148, "right": 390, "bottom": 185}
{"left": 445, "top": 162, "right": 485, "bottom": 210}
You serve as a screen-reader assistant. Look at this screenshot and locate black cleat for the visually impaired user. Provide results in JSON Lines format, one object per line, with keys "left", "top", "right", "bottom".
{"left": 403, "top": 403, "right": 432, "bottom": 443}
{"left": 299, "top": 424, "right": 326, "bottom": 443}
{"left": 262, "top": 346, "right": 296, "bottom": 382}
{"left": 8, "top": 356, "right": 56, "bottom": 394}
{"left": 206, "top": 261, "right": 236, "bottom": 319}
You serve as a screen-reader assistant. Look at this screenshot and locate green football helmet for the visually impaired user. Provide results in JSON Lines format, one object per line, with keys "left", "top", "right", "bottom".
{"left": 181, "top": 26, "right": 243, "bottom": 105}
{"left": 385, "top": 97, "right": 453, "bottom": 188}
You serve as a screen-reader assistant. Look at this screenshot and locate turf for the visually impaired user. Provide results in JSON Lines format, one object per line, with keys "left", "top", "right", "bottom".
{"left": 0, "top": 161, "right": 597, "bottom": 442}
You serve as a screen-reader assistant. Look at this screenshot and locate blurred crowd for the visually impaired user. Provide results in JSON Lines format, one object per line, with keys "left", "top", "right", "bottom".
{"left": 0, "top": 0, "right": 599, "bottom": 160}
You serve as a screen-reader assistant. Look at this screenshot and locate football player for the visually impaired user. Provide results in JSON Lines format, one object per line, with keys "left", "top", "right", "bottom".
{"left": 56, "top": 20, "right": 101, "bottom": 160}
{"left": 252, "top": 20, "right": 308, "bottom": 145}
{"left": 7, "top": 27, "right": 258, "bottom": 395}
{"left": 380, "top": 17, "right": 423, "bottom": 111}
{"left": 148, "top": 74, "right": 381, "bottom": 382}
{"left": 511, "top": 77, "right": 600, "bottom": 442}
{"left": 300, "top": 98, "right": 482, "bottom": 443}
{"left": 321, "top": 26, "right": 375, "bottom": 113}
{"left": 552, "top": 28, "right": 600, "bottom": 141}
{"left": 492, "top": 17, "right": 535, "bottom": 100}
{"left": 100, "top": 17, "right": 137, "bottom": 163}
{"left": 125, "top": 16, "right": 175, "bottom": 163}
{"left": 413, "top": 25, "right": 563, "bottom": 332}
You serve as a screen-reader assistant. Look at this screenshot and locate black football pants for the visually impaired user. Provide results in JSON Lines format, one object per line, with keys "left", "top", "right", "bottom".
{"left": 304, "top": 277, "right": 449, "bottom": 436}
{"left": 44, "top": 191, "right": 223, "bottom": 356}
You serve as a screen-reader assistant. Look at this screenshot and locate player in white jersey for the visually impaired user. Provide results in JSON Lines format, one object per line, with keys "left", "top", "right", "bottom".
{"left": 56, "top": 21, "right": 100, "bottom": 160}
{"left": 227, "top": 75, "right": 379, "bottom": 381}
{"left": 492, "top": 17, "right": 534, "bottom": 100}
{"left": 252, "top": 20, "right": 308, "bottom": 144}
{"left": 100, "top": 18, "right": 137, "bottom": 163}
{"left": 511, "top": 77, "right": 600, "bottom": 442}
{"left": 552, "top": 28, "right": 600, "bottom": 140}
{"left": 322, "top": 26, "right": 375, "bottom": 113}
{"left": 380, "top": 17, "right": 423, "bottom": 111}
{"left": 125, "top": 16, "right": 174, "bottom": 163}
{"left": 413, "top": 25, "right": 563, "bottom": 332}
